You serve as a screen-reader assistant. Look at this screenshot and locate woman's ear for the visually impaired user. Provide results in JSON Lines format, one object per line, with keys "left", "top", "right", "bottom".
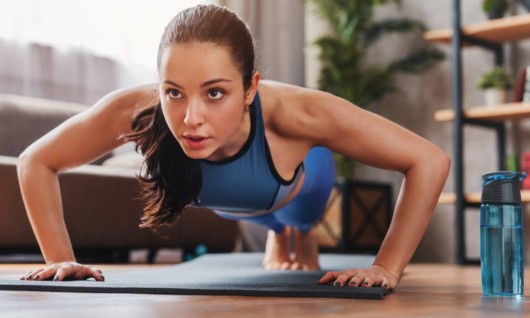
{"left": 244, "top": 71, "right": 260, "bottom": 106}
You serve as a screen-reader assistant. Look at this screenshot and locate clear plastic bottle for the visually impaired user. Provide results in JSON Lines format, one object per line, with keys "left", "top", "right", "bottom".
{"left": 480, "top": 171, "right": 526, "bottom": 297}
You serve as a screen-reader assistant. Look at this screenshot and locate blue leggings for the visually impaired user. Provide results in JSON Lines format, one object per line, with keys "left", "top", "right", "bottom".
{"left": 215, "top": 147, "right": 335, "bottom": 233}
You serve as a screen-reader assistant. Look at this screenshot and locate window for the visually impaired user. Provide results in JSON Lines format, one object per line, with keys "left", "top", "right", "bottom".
{"left": 0, "top": 0, "right": 216, "bottom": 75}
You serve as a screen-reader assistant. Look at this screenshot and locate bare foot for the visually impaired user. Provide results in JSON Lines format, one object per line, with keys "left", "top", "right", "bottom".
{"left": 291, "top": 228, "right": 320, "bottom": 271}
{"left": 263, "top": 227, "right": 292, "bottom": 270}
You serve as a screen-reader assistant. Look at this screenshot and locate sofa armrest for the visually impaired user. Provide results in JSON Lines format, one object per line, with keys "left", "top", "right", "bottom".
{"left": 0, "top": 155, "right": 238, "bottom": 254}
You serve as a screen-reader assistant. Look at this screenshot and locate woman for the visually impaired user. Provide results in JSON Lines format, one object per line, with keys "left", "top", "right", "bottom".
{"left": 18, "top": 4, "right": 449, "bottom": 289}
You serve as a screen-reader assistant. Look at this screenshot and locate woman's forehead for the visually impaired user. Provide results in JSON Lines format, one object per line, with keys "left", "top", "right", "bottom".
{"left": 159, "top": 43, "right": 242, "bottom": 85}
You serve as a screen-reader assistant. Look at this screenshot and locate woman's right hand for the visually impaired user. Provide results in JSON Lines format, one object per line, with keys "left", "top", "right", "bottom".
{"left": 20, "top": 262, "right": 105, "bottom": 282}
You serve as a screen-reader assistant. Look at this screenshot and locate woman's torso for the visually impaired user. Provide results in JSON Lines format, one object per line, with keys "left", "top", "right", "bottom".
{"left": 131, "top": 81, "right": 313, "bottom": 213}
{"left": 197, "top": 86, "right": 308, "bottom": 214}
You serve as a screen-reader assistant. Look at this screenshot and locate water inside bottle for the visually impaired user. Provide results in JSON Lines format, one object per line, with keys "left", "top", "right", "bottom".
{"left": 480, "top": 225, "right": 524, "bottom": 296}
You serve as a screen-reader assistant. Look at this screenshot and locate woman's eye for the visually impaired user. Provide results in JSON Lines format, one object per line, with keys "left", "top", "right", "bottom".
{"left": 208, "top": 89, "right": 224, "bottom": 100}
{"left": 167, "top": 89, "right": 181, "bottom": 99}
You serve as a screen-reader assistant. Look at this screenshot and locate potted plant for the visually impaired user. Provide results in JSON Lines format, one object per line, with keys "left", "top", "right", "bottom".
{"left": 305, "top": 0, "right": 445, "bottom": 251}
{"left": 305, "top": 0, "right": 445, "bottom": 179}
{"left": 482, "top": 0, "right": 509, "bottom": 19}
{"left": 478, "top": 66, "right": 514, "bottom": 106}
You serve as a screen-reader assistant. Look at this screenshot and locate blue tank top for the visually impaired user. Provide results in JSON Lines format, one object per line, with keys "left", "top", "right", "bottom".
{"left": 197, "top": 92, "right": 304, "bottom": 215}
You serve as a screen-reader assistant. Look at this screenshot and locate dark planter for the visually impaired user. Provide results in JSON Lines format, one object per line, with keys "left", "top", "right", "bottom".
{"left": 338, "top": 180, "right": 393, "bottom": 254}
{"left": 487, "top": 9, "right": 506, "bottom": 20}
{"left": 519, "top": 0, "right": 530, "bottom": 11}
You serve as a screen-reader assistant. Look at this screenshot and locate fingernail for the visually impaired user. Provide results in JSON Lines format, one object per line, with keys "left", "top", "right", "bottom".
{"left": 34, "top": 275, "right": 40, "bottom": 280}
{"left": 53, "top": 276, "right": 59, "bottom": 281}
{"left": 348, "top": 282, "right": 357, "bottom": 287}
{"left": 362, "top": 282, "right": 368, "bottom": 286}
{"left": 383, "top": 283, "right": 389, "bottom": 289}
{"left": 333, "top": 282, "right": 341, "bottom": 287}
{"left": 100, "top": 275, "right": 105, "bottom": 281}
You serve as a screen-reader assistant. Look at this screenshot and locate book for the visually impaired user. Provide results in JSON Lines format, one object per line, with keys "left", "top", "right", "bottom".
{"left": 522, "top": 66, "right": 530, "bottom": 103}
{"left": 513, "top": 67, "right": 527, "bottom": 102}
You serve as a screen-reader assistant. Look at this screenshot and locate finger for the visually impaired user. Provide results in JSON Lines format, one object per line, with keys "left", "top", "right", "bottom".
{"left": 34, "top": 267, "right": 57, "bottom": 281}
{"left": 347, "top": 273, "right": 364, "bottom": 287}
{"left": 361, "top": 276, "right": 375, "bottom": 287}
{"left": 318, "top": 271, "right": 339, "bottom": 284}
{"left": 29, "top": 269, "right": 46, "bottom": 281}
{"left": 87, "top": 266, "right": 105, "bottom": 282}
{"left": 92, "top": 268, "right": 105, "bottom": 282}
{"left": 20, "top": 270, "right": 34, "bottom": 280}
{"left": 72, "top": 266, "right": 104, "bottom": 281}
{"left": 53, "top": 265, "right": 74, "bottom": 281}
{"left": 381, "top": 277, "right": 391, "bottom": 289}
{"left": 334, "top": 273, "right": 354, "bottom": 287}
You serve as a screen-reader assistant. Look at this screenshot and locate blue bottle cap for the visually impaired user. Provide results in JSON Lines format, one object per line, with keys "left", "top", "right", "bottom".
{"left": 481, "top": 171, "right": 526, "bottom": 204}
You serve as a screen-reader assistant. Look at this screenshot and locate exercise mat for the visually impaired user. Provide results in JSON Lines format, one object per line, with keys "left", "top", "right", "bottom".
{"left": 0, "top": 253, "right": 391, "bottom": 300}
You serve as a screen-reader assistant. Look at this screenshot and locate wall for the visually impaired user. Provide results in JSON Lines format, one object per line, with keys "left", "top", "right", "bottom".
{"left": 305, "top": 0, "right": 530, "bottom": 263}
{"left": 221, "top": 0, "right": 306, "bottom": 86}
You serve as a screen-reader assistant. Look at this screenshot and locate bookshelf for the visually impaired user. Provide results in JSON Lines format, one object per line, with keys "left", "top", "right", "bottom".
{"left": 425, "top": 3, "right": 530, "bottom": 264}
{"left": 438, "top": 190, "right": 530, "bottom": 205}
{"left": 434, "top": 102, "right": 530, "bottom": 122}
{"left": 424, "top": 13, "right": 530, "bottom": 44}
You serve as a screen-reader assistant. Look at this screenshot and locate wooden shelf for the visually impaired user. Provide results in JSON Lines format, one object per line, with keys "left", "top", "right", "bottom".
{"left": 424, "top": 14, "right": 530, "bottom": 44}
{"left": 438, "top": 190, "right": 530, "bottom": 205}
{"left": 434, "top": 102, "right": 530, "bottom": 122}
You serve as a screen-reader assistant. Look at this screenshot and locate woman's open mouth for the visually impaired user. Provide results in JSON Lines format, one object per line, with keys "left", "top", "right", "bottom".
{"left": 183, "top": 135, "right": 209, "bottom": 149}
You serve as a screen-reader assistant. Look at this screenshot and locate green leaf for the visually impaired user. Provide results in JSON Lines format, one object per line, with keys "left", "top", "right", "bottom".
{"left": 364, "top": 18, "right": 427, "bottom": 47}
{"left": 388, "top": 47, "right": 446, "bottom": 74}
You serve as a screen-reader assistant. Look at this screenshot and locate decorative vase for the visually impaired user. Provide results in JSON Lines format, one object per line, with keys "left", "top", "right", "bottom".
{"left": 484, "top": 88, "right": 507, "bottom": 107}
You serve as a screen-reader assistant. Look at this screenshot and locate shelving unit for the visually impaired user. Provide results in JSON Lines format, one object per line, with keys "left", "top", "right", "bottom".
{"left": 425, "top": 1, "right": 530, "bottom": 264}
{"left": 434, "top": 102, "right": 530, "bottom": 122}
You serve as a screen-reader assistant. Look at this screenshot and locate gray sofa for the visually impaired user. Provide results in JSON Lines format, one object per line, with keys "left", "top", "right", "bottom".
{"left": 0, "top": 93, "right": 239, "bottom": 262}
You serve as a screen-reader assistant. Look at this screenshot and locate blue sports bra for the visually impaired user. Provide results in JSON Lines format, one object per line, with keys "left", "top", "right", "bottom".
{"left": 197, "top": 92, "right": 304, "bottom": 215}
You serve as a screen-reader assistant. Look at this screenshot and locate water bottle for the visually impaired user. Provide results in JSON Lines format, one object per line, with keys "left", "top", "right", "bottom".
{"left": 480, "top": 171, "right": 526, "bottom": 297}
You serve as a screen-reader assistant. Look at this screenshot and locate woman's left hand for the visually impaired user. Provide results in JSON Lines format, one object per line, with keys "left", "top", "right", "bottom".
{"left": 318, "top": 265, "right": 400, "bottom": 289}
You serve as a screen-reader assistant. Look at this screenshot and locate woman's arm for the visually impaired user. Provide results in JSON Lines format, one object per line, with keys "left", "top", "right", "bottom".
{"left": 18, "top": 84, "right": 157, "bottom": 281}
{"left": 271, "top": 84, "right": 450, "bottom": 288}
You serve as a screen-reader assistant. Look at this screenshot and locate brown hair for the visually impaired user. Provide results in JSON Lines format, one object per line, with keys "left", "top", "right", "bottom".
{"left": 127, "top": 4, "right": 256, "bottom": 229}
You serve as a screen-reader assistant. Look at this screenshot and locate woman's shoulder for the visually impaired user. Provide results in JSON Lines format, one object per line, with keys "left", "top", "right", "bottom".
{"left": 258, "top": 80, "right": 335, "bottom": 113}
{"left": 96, "top": 83, "right": 158, "bottom": 114}
{"left": 258, "top": 80, "right": 333, "bottom": 140}
{"left": 83, "top": 83, "right": 159, "bottom": 136}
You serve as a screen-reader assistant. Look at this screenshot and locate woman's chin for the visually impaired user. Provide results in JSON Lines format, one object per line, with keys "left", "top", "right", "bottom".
{"left": 183, "top": 149, "right": 211, "bottom": 160}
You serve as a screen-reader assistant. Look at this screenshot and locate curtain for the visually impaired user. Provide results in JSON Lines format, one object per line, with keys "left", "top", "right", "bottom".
{"left": 0, "top": 40, "right": 133, "bottom": 104}
{"left": 219, "top": 0, "right": 305, "bottom": 86}
{"left": 0, "top": 0, "right": 210, "bottom": 105}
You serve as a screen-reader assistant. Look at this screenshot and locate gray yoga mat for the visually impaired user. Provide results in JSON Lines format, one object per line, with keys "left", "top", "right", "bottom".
{"left": 0, "top": 253, "right": 391, "bottom": 300}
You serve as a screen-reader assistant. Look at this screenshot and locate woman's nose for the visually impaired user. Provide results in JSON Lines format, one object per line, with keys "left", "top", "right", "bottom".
{"left": 184, "top": 100, "right": 204, "bottom": 127}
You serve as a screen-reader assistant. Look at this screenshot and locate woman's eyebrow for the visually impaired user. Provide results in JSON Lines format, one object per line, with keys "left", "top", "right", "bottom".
{"left": 162, "top": 78, "right": 232, "bottom": 88}
{"left": 162, "top": 79, "right": 182, "bottom": 88}
{"left": 201, "top": 78, "right": 232, "bottom": 87}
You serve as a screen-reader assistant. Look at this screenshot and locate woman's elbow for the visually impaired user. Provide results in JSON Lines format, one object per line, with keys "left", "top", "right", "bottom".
{"left": 17, "top": 148, "right": 47, "bottom": 181}
{"left": 17, "top": 149, "right": 34, "bottom": 180}
{"left": 428, "top": 147, "right": 451, "bottom": 182}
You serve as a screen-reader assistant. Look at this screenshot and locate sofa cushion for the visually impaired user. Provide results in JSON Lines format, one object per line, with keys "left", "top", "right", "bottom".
{"left": 102, "top": 151, "right": 145, "bottom": 171}
{"left": 0, "top": 93, "right": 87, "bottom": 157}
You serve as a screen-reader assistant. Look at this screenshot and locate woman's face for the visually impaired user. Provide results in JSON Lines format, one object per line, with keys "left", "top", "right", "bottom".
{"left": 158, "top": 42, "right": 257, "bottom": 160}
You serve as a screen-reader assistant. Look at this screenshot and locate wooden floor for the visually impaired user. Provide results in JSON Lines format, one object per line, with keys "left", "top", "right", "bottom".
{"left": 0, "top": 263, "right": 529, "bottom": 317}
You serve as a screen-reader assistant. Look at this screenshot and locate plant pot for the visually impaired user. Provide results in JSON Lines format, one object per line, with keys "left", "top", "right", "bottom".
{"left": 484, "top": 88, "right": 507, "bottom": 107}
{"left": 486, "top": 9, "right": 506, "bottom": 20}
